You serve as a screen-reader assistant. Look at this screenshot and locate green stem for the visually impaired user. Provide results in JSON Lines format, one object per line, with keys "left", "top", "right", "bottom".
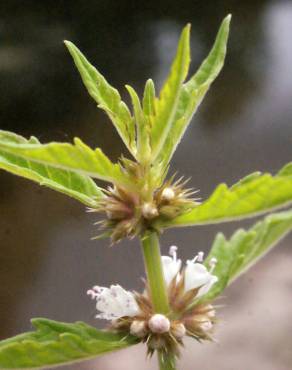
{"left": 141, "top": 231, "right": 170, "bottom": 313}
{"left": 141, "top": 231, "right": 177, "bottom": 370}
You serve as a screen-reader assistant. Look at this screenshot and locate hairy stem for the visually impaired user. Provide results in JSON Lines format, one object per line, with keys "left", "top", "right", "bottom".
{"left": 141, "top": 232, "right": 177, "bottom": 370}
{"left": 141, "top": 231, "right": 170, "bottom": 313}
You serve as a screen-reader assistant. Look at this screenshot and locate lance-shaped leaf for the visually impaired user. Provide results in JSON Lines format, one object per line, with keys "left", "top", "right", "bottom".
{"left": 64, "top": 41, "right": 136, "bottom": 157}
{"left": 142, "top": 79, "right": 156, "bottom": 117}
{"left": 0, "top": 131, "right": 103, "bottom": 207}
{"left": 0, "top": 318, "right": 138, "bottom": 369}
{"left": 150, "top": 24, "right": 191, "bottom": 162}
{"left": 160, "top": 162, "right": 292, "bottom": 228}
{"left": 0, "top": 131, "right": 132, "bottom": 189}
{"left": 125, "top": 84, "right": 151, "bottom": 164}
{"left": 202, "top": 209, "right": 292, "bottom": 301}
{"left": 157, "top": 15, "right": 231, "bottom": 167}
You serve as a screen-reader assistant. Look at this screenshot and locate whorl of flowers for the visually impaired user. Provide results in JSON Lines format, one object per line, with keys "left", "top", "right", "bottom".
{"left": 88, "top": 174, "right": 200, "bottom": 243}
{"left": 87, "top": 247, "right": 218, "bottom": 357}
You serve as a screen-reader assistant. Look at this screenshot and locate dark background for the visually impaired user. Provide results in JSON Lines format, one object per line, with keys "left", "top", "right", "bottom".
{"left": 0, "top": 1, "right": 291, "bottom": 369}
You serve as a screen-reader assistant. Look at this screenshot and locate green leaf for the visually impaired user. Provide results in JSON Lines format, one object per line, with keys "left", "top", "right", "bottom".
{"left": 0, "top": 131, "right": 103, "bottom": 207}
{"left": 0, "top": 318, "right": 138, "bottom": 369}
{"left": 142, "top": 79, "right": 156, "bottom": 117}
{"left": 203, "top": 209, "right": 292, "bottom": 301}
{"left": 64, "top": 41, "right": 136, "bottom": 157}
{"left": 125, "top": 84, "right": 151, "bottom": 163}
{"left": 160, "top": 162, "right": 292, "bottom": 228}
{"left": 0, "top": 130, "right": 132, "bottom": 189}
{"left": 150, "top": 24, "right": 191, "bottom": 162}
{"left": 157, "top": 15, "right": 231, "bottom": 167}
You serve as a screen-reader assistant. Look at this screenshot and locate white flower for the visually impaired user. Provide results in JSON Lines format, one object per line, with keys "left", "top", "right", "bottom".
{"left": 162, "top": 247, "right": 218, "bottom": 298}
{"left": 184, "top": 255, "right": 218, "bottom": 297}
{"left": 161, "top": 246, "right": 182, "bottom": 285}
{"left": 87, "top": 284, "right": 140, "bottom": 320}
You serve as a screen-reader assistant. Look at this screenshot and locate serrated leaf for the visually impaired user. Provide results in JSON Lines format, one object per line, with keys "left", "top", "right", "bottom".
{"left": 0, "top": 130, "right": 132, "bottom": 189}
{"left": 202, "top": 209, "right": 292, "bottom": 301}
{"left": 157, "top": 15, "right": 231, "bottom": 167}
{"left": 126, "top": 84, "right": 151, "bottom": 163}
{"left": 158, "top": 162, "right": 292, "bottom": 227}
{"left": 0, "top": 131, "right": 103, "bottom": 207}
{"left": 150, "top": 24, "right": 191, "bottom": 161}
{"left": 0, "top": 318, "right": 138, "bottom": 369}
{"left": 64, "top": 41, "right": 136, "bottom": 157}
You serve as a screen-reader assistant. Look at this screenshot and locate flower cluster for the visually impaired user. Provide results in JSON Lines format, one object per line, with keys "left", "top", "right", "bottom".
{"left": 88, "top": 173, "right": 199, "bottom": 243}
{"left": 87, "top": 247, "right": 218, "bottom": 356}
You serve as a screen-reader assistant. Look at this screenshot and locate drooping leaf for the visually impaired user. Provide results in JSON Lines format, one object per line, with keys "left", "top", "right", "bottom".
{"left": 157, "top": 15, "right": 231, "bottom": 167}
{"left": 0, "top": 130, "right": 132, "bottom": 189}
{"left": 159, "top": 162, "right": 292, "bottom": 228}
{"left": 0, "top": 318, "right": 138, "bottom": 369}
{"left": 126, "top": 84, "right": 151, "bottom": 163}
{"left": 202, "top": 209, "right": 292, "bottom": 301}
{"left": 0, "top": 131, "right": 103, "bottom": 207}
{"left": 64, "top": 41, "right": 136, "bottom": 157}
{"left": 150, "top": 24, "right": 191, "bottom": 161}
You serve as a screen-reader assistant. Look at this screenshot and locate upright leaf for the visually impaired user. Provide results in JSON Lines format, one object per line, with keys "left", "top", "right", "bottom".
{"left": 0, "top": 131, "right": 132, "bottom": 188}
{"left": 0, "top": 318, "right": 138, "bottom": 369}
{"left": 64, "top": 41, "right": 136, "bottom": 157}
{"left": 157, "top": 15, "right": 231, "bottom": 167}
{"left": 142, "top": 79, "right": 156, "bottom": 117}
{"left": 157, "top": 162, "right": 292, "bottom": 228}
{"left": 150, "top": 24, "right": 191, "bottom": 161}
{"left": 203, "top": 209, "right": 292, "bottom": 301}
{"left": 126, "top": 84, "right": 151, "bottom": 163}
{"left": 0, "top": 131, "right": 103, "bottom": 207}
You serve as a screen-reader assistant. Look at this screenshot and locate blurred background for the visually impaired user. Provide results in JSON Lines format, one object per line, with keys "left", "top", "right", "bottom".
{"left": 0, "top": 1, "right": 292, "bottom": 369}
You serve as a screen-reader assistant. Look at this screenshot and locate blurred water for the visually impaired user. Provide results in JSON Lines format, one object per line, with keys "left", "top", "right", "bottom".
{"left": 0, "top": 1, "right": 291, "bottom": 369}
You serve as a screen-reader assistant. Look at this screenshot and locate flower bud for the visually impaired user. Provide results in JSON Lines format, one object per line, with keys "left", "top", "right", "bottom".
{"left": 148, "top": 336, "right": 166, "bottom": 350}
{"left": 148, "top": 314, "right": 170, "bottom": 334}
{"left": 130, "top": 320, "right": 148, "bottom": 338}
{"left": 161, "top": 187, "right": 175, "bottom": 201}
{"left": 142, "top": 202, "right": 159, "bottom": 219}
{"left": 205, "top": 304, "right": 216, "bottom": 318}
{"left": 199, "top": 320, "right": 213, "bottom": 332}
{"left": 171, "top": 322, "right": 186, "bottom": 339}
{"left": 187, "top": 314, "right": 213, "bottom": 333}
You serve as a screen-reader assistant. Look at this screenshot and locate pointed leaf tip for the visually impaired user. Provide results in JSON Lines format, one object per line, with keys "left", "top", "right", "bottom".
{"left": 64, "top": 40, "right": 137, "bottom": 157}
{"left": 154, "top": 15, "right": 231, "bottom": 167}
{"left": 150, "top": 21, "right": 191, "bottom": 161}
{"left": 162, "top": 162, "right": 292, "bottom": 227}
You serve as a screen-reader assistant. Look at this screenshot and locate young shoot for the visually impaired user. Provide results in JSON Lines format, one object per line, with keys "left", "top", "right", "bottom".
{"left": 0, "top": 13, "right": 292, "bottom": 370}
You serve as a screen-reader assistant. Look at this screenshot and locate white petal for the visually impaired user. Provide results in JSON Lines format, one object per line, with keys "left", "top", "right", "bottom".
{"left": 161, "top": 256, "right": 182, "bottom": 286}
{"left": 197, "top": 275, "right": 218, "bottom": 298}
{"left": 94, "top": 284, "right": 140, "bottom": 320}
{"left": 184, "top": 262, "right": 212, "bottom": 292}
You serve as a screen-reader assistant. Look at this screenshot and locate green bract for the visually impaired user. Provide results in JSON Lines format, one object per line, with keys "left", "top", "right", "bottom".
{"left": 1, "top": 14, "right": 292, "bottom": 370}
